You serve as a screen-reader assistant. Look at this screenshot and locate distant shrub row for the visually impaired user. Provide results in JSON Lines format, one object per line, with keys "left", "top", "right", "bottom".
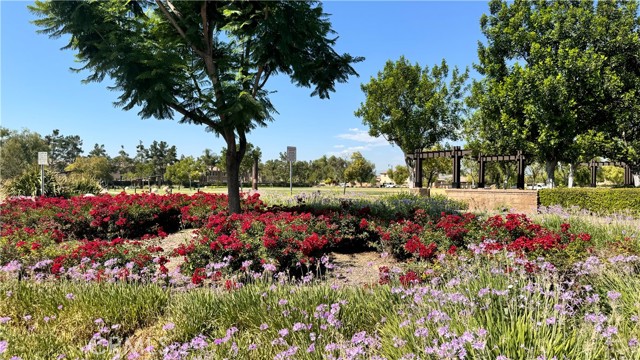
{"left": 539, "top": 188, "right": 640, "bottom": 215}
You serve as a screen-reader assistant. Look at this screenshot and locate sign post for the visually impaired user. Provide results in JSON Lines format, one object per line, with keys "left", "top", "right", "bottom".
{"left": 37, "top": 152, "right": 48, "bottom": 196}
{"left": 287, "top": 146, "right": 296, "bottom": 195}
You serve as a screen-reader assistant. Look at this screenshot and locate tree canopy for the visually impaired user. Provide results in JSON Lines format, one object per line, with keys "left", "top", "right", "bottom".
{"left": 344, "top": 152, "right": 376, "bottom": 187}
{"left": 31, "top": 0, "right": 362, "bottom": 212}
{"left": 355, "top": 56, "right": 468, "bottom": 183}
{"left": 469, "top": 0, "right": 640, "bottom": 182}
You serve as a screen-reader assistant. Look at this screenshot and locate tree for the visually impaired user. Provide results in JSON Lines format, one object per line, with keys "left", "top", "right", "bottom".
{"left": 112, "top": 146, "right": 133, "bottom": 180}
{"left": 164, "top": 156, "right": 206, "bottom": 189}
{"left": 344, "top": 152, "right": 375, "bottom": 187}
{"left": 355, "top": 56, "right": 468, "bottom": 185}
{"left": 421, "top": 144, "right": 452, "bottom": 188}
{"left": 219, "top": 142, "right": 261, "bottom": 183}
{"left": 470, "top": 0, "right": 640, "bottom": 186}
{"left": 386, "top": 165, "right": 409, "bottom": 186}
{"left": 146, "top": 140, "right": 178, "bottom": 182}
{"left": 0, "top": 128, "right": 50, "bottom": 182}
{"left": 32, "top": 1, "right": 362, "bottom": 213}
{"left": 44, "top": 129, "right": 83, "bottom": 172}
{"left": 65, "top": 156, "right": 113, "bottom": 184}
{"left": 88, "top": 143, "right": 108, "bottom": 158}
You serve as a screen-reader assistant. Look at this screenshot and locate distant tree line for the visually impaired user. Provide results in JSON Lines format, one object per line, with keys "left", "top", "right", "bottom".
{"left": 0, "top": 127, "right": 381, "bottom": 189}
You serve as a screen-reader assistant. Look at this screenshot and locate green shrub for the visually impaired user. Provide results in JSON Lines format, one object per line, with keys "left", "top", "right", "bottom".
{"left": 3, "top": 167, "right": 102, "bottom": 198}
{"left": 58, "top": 174, "right": 103, "bottom": 196}
{"left": 539, "top": 188, "right": 640, "bottom": 215}
{"left": 3, "top": 167, "right": 61, "bottom": 197}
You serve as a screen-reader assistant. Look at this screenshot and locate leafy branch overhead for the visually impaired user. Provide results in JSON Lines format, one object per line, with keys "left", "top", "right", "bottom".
{"left": 30, "top": 0, "right": 363, "bottom": 213}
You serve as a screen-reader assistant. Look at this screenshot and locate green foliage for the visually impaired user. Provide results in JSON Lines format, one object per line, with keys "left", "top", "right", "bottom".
{"left": 164, "top": 156, "right": 206, "bottom": 188}
{"left": 45, "top": 129, "right": 84, "bottom": 173}
{"left": 3, "top": 166, "right": 102, "bottom": 198}
{"left": 344, "top": 152, "right": 376, "bottom": 186}
{"left": 65, "top": 156, "right": 113, "bottom": 184}
{"left": 470, "top": 0, "right": 640, "bottom": 175}
{"left": 4, "top": 166, "right": 61, "bottom": 197}
{"left": 30, "top": 0, "right": 362, "bottom": 213}
{"left": 58, "top": 174, "right": 103, "bottom": 196}
{"left": 539, "top": 188, "right": 640, "bottom": 216}
{"left": 0, "top": 280, "right": 169, "bottom": 359}
{"left": 386, "top": 165, "right": 409, "bottom": 186}
{"left": 0, "top": 127, "right": 50, "bottom": 182}
{"left": 355, "top": 57, "right": 468, "bottom": 181}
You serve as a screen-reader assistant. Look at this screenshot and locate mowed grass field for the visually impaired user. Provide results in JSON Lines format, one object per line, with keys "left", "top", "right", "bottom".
{"left": 107, "top": 185, "right": 408, "bottom": 198}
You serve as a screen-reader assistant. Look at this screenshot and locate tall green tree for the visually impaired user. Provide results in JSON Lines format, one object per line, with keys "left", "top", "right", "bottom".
{"left": 355, "top": 56, "right": 468, "bottom": 185}
{"left": 31, "top": 0, "right": 362, "bottom": 213}
{"left": 88, "top": 143, "right": 108, "bottom": 158}
{"left": 44, "top": 129, "right": 83, "bottom": 172}
{"left": 65, "top": 156, "right": 113, "bottom": 184}
{"left": 147, "top": 140, "right": 178, "bottom": 181}
{"left": 0, "top": 128, "right": 49, "bottom": 182}
{"left": 386, "top": 165, "right": 409, "bottom": 186}
{"left": 470, "top": 0, "right": 640, "bottom": 185}
{"left": 344, "top": 152, "right": 375, "bottom": 187}
{"left": 164, "top": 156, "right": 206, "bottom": 189}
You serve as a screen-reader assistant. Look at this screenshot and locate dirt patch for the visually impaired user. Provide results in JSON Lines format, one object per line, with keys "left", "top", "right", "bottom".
{"left": 158, "top": 229, "right": 196, "bottom": 273}
{"left": 157, "top": 230, "right": 398, "bottom": 286}
{"left": 329, "top": 251, "right": 398, "bottom": 286}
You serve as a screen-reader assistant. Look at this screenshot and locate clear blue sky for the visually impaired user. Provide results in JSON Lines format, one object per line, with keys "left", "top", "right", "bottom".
{"left": 1, "top": 1, "right": 487, "bottom": 174}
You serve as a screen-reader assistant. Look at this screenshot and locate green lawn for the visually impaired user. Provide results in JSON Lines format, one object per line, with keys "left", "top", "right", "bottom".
{"left": 107, "top": 185, "right": 408, "bottom": 198}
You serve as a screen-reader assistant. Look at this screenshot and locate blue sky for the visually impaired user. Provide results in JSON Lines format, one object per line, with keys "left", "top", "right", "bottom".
{"left": 1, "top": 1, "right": 487, "bottom": 174}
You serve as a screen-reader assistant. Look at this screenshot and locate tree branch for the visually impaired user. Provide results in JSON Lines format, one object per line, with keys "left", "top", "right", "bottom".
{"left": 167, "top": 102, "right": 220, "bottom": 132}
{"left": 155, "top": 0, "right": 206, "bottom": 58}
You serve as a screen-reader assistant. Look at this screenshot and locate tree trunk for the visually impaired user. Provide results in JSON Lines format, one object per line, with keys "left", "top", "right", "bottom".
{"left": 226, "top": 150, "right": 241, "bottom": 214}
{"left": 252, "top": 157, "right": 258, "bottom": 190}
{"left": 567, "top": 163, "right": 575, "bottom": 188}
{"left": 545, "top": 160, "right": 557, "bottom": 188}
{"left": 406, "top": 158, "right": 415, "bottom": 189}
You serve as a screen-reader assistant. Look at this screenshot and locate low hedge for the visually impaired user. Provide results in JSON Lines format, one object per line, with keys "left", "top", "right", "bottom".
{"left": 539, "top": 188, "right": 640, "bottom": 215}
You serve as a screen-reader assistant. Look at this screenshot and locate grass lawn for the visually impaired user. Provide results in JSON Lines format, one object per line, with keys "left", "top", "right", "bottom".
{"left": 107, "top": 185, "right": 408, "bottom": 198}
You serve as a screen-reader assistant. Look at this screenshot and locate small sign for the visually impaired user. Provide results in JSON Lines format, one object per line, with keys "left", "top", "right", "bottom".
{"left": 37, "top": 152, "right": 48, "bottom": 165}
{"left": 287, "top": 146, "right": 296, "bottom": 162}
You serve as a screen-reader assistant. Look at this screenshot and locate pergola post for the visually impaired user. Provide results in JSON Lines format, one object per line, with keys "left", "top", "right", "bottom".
{"left": 452, "top": 146, "right": 461, "bottom": 189}
{"left": 413, "top": 151, "right": 423, "bottom": 188}
{"left": 590, "top": 160, "right": 598, "bottom": 187}
{"left": 516, "top": 151, "right": 525, "bottom": 189}
{"left": 478, "top": 156, "right": 486, "bottom": 188}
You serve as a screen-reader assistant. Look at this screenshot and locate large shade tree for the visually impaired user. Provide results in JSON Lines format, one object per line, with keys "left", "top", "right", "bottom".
{"left": 31, "top": 0, "right": 362, "bottom": 213}
{"left": 355, "top": 56, "right": 468, "bottom": 185}
{"left": 470, "top": 0, "right": 640, "bottom": 185}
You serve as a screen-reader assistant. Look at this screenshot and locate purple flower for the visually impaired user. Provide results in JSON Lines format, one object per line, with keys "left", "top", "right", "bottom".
{"left": 307, "top": 343, "right": 315, "bottom": 353}
{"left": 248, "top": 343, "right": 258, "bottom": 351}
{"left": 259, "top": 323, "right": 269, "bottom": 331}
{"left": 0, "top": 317, "right": 11, "bottom": 324}
{"left": 190, "top": 335, "right": 208, "bottom": 350}
{"left": 65, "top": 293, "right": 75, "bottom": 300}
{"left": 262, "top": 263, "right": 277, "bottom": 272}
{"left": 127, "top": 352, "right": 140, "bottom": 359}
{"left": 278, "top": 328, "right": 289, "bottom": 337}
{"left": 0, "top": 340, "right": 7, "bottom": 354}
{"left": 497, "top": 356, "right": 510, "bottom": 360}
{"left": 607, "top": 291, "right": 622, "bottom": 301}
{"left": 162, "top": 322, "right": 176, "bottom": 331}
{"left": 292, "top": 322, "right": 307, "bottom": 332}
{"left": 351, "top": 331, "right": 367, "bottom": 344}
{"left": 629, "top": 338, "right": 638, "bottom": 347}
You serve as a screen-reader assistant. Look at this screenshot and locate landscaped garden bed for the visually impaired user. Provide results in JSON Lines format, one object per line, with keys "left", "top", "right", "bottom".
{"left": 1, "top": 192, "right": 639, "bottom": 359}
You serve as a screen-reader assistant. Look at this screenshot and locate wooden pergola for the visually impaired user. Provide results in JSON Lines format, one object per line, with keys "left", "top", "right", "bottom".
{"left": 408, "top": 146, "right": 527, "bottom": 189}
